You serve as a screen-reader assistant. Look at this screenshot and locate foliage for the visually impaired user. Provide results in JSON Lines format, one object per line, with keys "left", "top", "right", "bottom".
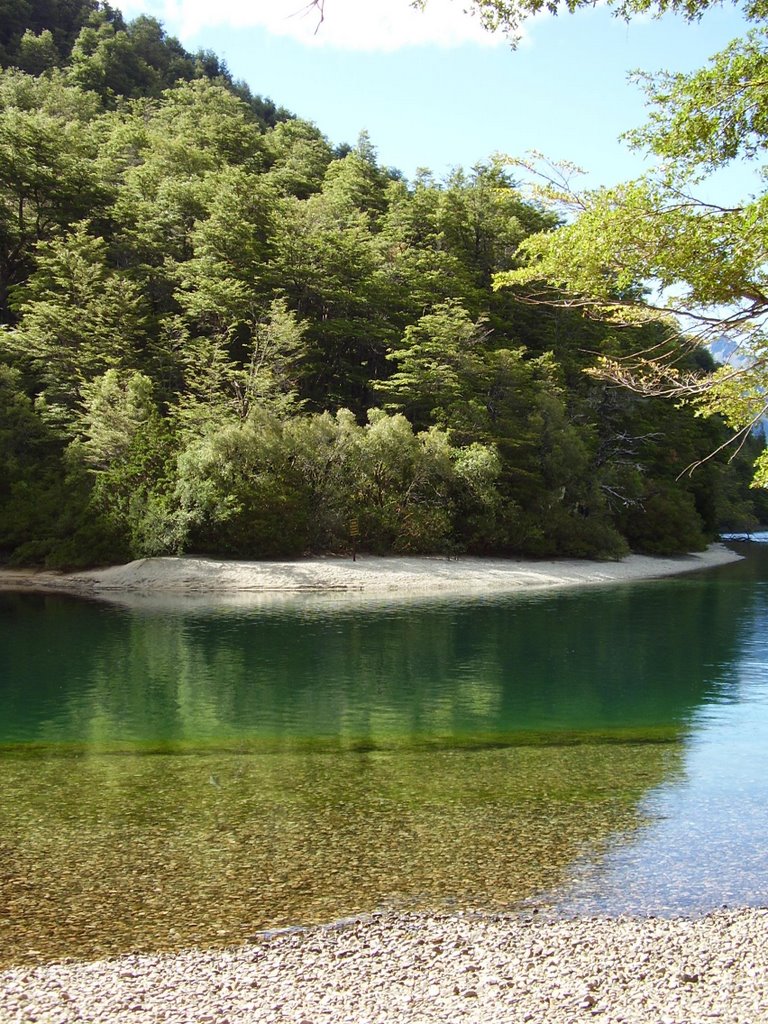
{"left": 174, "top": 408, "right": 503, "bottom": 557}
{"left": 3, "top": 223, "right": 147, "bottom": 413}
{"left": 0, "top": 1, "right": 292, "bottom": 125}
{"left": 454, "top": 0, "right": 768, "bottom": 491}
{"left": 416, "top": 0, "right": 768, "bottom": 44}
{"left": 0, "top": 6, "right": 761, "bottom": 566}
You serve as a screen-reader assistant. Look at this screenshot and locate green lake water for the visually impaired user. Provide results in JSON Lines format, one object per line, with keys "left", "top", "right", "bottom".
{"left": 2, "top": 546, "right": 768, "bottom": 965}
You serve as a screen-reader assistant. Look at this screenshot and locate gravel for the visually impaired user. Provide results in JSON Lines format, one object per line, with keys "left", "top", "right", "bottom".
{"left": 2, "top": 908, "right": 767, "bottom": 1023}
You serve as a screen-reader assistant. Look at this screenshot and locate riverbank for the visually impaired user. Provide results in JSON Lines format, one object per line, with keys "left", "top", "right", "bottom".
{"left": 0, "top": 543, "right": 742, "bottom": 598}
{"left": 2, "top": 907, "right": 766, "bottom": 1023}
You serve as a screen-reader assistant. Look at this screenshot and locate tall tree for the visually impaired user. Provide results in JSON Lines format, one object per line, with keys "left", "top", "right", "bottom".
{"left": 415, "top": 0, "right": 768, "bottom": 482}
{"left": 0, "top": 72, "right": 105, "bottom": 319}
{"left": 2, "top": 222, "right": 147, "bottom": 415}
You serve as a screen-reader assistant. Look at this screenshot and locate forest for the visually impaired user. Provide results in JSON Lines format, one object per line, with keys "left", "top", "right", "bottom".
{"left": 0, "top": 0, "right": 764, "bottom": 568}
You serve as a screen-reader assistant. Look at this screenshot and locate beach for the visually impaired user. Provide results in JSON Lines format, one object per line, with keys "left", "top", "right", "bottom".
{"left": 2, "top": 908, "right": 767, "bottom": 1023}
{"left": 0, "top": 543, "right": 743, "bottom": 599}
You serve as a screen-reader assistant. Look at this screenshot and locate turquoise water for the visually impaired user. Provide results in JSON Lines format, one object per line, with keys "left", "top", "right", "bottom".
{"left": 552, "top": 547, "right": 768, "bottom": 915}
{"left": 0, "top": 561, "right": 755, "bottom": 749}
{"left": 1, "top": 547, "right": 767, "bottom": 963}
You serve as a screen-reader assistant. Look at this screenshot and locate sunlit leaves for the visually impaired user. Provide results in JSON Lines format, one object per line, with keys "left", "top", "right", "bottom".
{"left": 79, "top": 369, "right": 160, "bottom": 470}
{"left": 4, "top": 222, "right": 148, "bottom": 414}
{"left": 174, "top": 406, "right": 502, "bottom": 556}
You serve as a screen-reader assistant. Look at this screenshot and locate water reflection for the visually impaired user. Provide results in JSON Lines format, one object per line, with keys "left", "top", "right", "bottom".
{"left": 545, "top": 550, "right": 768, "bottom": 916}
{"left": 0, "top": 551, "right": 764, "bottom": 964}
{"left": 0, "top": 566, "right": 753, "bottom": 750}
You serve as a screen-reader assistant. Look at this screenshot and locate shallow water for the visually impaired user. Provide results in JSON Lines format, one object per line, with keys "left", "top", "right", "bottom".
{"left": 1, "top": 546, "right": 767, "bottom": 964}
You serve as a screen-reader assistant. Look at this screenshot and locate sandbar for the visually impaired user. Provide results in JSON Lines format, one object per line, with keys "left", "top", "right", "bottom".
{"left": 0, "top": 544, "right": 743, "bottom": 601}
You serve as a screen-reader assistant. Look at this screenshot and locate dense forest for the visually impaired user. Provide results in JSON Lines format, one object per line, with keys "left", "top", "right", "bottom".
{"left": 0, "top": 0, "right": 764, "bottom": 567}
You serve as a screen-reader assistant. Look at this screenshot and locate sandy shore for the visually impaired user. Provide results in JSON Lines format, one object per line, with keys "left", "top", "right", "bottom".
{"left": 2, "top": 908, "right": 767, "bottom": 1023}
{"left": 0, "top": 543, "right": 742, "bottom": 599}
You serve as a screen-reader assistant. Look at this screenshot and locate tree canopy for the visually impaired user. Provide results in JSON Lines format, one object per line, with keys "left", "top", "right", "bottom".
{"left": 408, "top": 0, "right": 768, "bottom": 486}
{"left": 419, "top": 0, "right": 765, "bottom": 42}
{"left": 0, "top": 1, "right": 764, "bottom": 568}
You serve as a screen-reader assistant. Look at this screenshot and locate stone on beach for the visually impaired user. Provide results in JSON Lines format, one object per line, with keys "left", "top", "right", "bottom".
{"left": 1, "top": 909, "right": 767, "bottom": 1024}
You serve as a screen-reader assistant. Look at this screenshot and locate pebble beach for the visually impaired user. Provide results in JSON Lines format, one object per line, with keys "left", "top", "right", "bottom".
{"left": 2, "top": 909, "right": 767, "bottom": 1023}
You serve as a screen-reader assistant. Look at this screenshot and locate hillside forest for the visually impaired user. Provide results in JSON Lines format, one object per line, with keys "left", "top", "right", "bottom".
{"left": 0, "top": 0, "right": 765, "bottom": 568}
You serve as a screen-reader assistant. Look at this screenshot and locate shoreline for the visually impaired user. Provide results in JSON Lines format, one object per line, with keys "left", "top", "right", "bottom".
{"left": 2, "top": 541, "right": 761, "bottom": 1024}
{"left": 0, "top": 543, "right": 743, "bottom": 600}
{"left": 2, "top": 906, "right": 767, "bottom": 1023}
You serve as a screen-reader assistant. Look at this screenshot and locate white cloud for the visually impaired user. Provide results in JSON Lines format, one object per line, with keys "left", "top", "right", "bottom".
{"left": 114, "top": 0, "right": 510, "bottom": 51}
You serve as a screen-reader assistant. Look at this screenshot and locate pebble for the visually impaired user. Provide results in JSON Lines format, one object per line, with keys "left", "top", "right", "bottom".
{"left": 1, "top": 908, "right": 768, "bottom": 1023}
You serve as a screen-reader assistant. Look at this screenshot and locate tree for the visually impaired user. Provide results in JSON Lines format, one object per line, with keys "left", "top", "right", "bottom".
{"left": 492, "top": 62, "right": 768, "bottom": 473}
{"left": 15, "top": 29, "right": 59, "bottom": 74}
{"left": 78, "top": 368, "right": 158, "bottom": 470}
{"left": 308, "top": 0, "right": 768, "bottom": 478}
{"left": 0, "top": 2, "right": 293, "bottom": 125}
{"left": 169, "top": 299, "right": 307, "bottom": 431}
{"left": 173, "top": 166, "right": 276, "bottom": 331}
{"left": 423, "top": 0, "right": 768, "bottom": 483}
{"left": 0, "top": 361, "right": 123, "bottom": 568}
{"left": 67, "top": 15, "right": 160, "bottom": 101}
{"left": 269, "top": 186, "right": 386, "bottom": 410}
{"left": 0, "top": 71, "right": 105, "bottom": 319}
{"left": 2, "top": 222, "right": 147, "bottom": 415}
{"left": 75, "top": 368, "right": 179, "bottom": 557}
{"left": 0, "top": 2, "right": 762, "bottom": 565}
{"left": 264, "top": 118, "right": 333, "bottom": 198}
{"left": 0, "top": 0, "right": 107, "bottom": 70}
{"left": 419, "top": 0, "right": 762, "bottom": 43}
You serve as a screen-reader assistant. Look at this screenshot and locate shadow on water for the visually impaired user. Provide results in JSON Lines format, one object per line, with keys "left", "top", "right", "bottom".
{"left": 0, "top": 548, "right": 763, "bottom": 964}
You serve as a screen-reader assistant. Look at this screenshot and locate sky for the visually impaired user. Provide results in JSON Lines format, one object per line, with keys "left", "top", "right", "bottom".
{"left": 112, "top": 0, "right": 750, "bottom": 191}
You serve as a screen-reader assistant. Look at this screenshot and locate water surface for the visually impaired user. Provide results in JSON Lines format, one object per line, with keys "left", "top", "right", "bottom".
{"left": 1, "top": 547, "right": 766, "bottom": 964}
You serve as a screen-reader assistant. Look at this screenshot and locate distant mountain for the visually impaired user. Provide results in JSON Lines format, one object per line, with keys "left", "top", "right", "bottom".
{"left": 709, "top": 336, "right": 768, "bottom": 439}
{"left": 709, "top": 336, "right": 750, "bottom": 368}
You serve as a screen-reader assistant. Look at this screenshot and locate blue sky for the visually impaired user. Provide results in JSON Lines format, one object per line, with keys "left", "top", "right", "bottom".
{"left": 114, "top": 0, "right": 749, "bottom": 190}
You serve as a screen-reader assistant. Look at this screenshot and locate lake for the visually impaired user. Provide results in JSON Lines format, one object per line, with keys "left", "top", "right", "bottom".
{"left": 2, "top": 545, "right": 767, "bottom": 965}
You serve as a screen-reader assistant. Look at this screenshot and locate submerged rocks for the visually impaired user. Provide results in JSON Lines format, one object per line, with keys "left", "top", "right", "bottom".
{"left": 2, "top": 908, "right": 767, "bottom": 1023}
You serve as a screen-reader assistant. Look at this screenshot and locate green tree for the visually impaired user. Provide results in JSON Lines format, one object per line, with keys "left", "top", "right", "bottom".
{"left": 103, "top": 80, "right": 267, "bottom": 325}
{"left": 439, "top": 162, "right": 549, "bottom": 288}
{"left": 264, "top": 118, "right": 333, "bottom": 198}
{"left": 269, "top": 190, "right": 385, "bottom": 409}
{"left": 172, "top": 166, "right": 276, "bottom": 332}
{"left": 0, "top": 9, "right": 761, "bottom": 565}
{"left": 78, "top": 368, "right": 157, "bottom": 470}
{"left": 0, "top": 72, "right": 105, "bottom": 318}
{"left": 170, "top": 299, "right": 307, "bottom": 431}
{"left": 0, "top": 362, "right": 120, "bottom": 567}
{"left": 75, "top": 368, "right": 179, "bottom": 557}
{"left": 372, "top": 175, "right": 481, "bottom": 327}
{"left": 67, "top": 15, "right": 160, "bottom": 101}
{"left": 0, "top": 0, "right": 106, "bottom": 70}
{"left": 174, "top": 412, "right": 311, "bottom": 557}
{"left": 0, "top": 2, "right": 292, "bottom": 124}
{"left": 3, "top": 222, "right": 147, "bottom": 415}
{"left": 433, "top": 0, "right": 768, "bottom": 484}
{"left": 15, "top": 29, "right": 59, "bottom": 74}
